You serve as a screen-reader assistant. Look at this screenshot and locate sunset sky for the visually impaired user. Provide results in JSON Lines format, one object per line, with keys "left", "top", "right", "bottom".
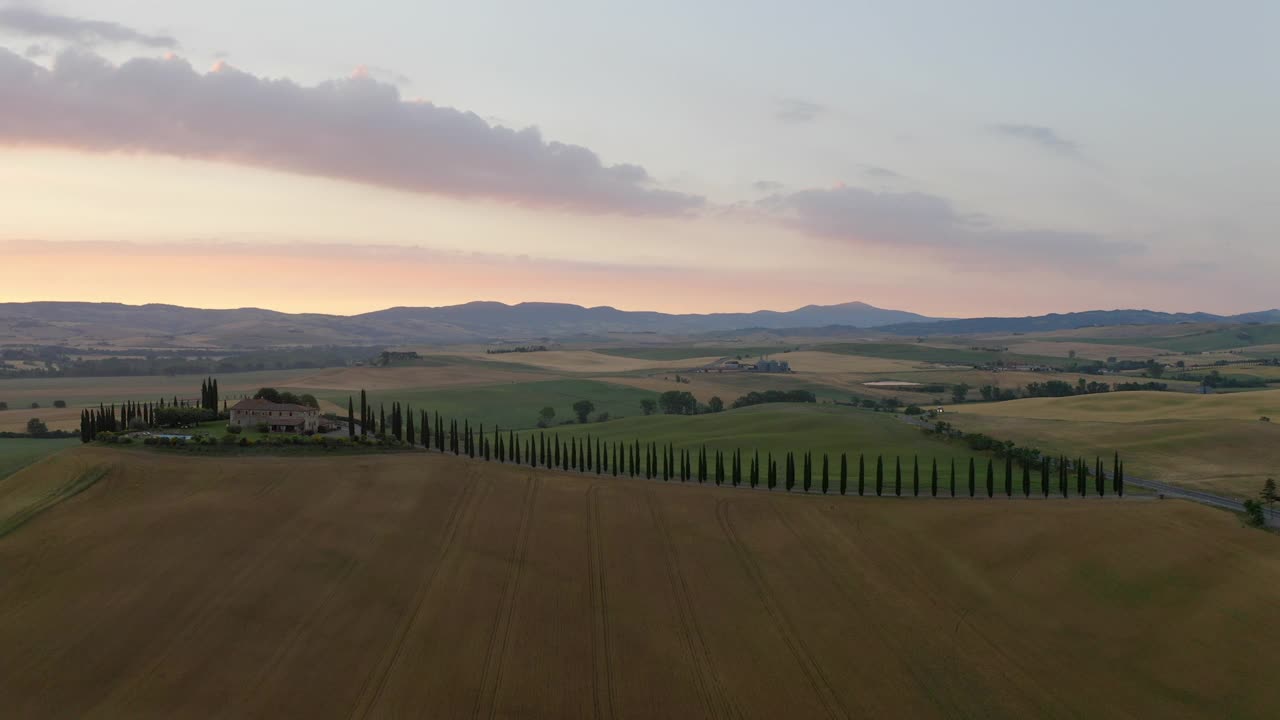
{"left": 1, "top": 1, "right": 1276, "bottom": 317}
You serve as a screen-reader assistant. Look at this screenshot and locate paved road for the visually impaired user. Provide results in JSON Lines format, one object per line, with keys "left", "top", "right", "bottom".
{"left": 1124, "top": 475, "right": 1279, "bottom": 527}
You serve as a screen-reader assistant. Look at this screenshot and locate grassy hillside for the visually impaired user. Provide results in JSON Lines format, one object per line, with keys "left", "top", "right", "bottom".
{"left": 946, "top": 392, "right": 1280, "bottom": 497}
{"left": 956, "top": 389, "right": 1280, "bottom": 423}
{"left": 1, "top": 448, "right": 1277, "bottom": 718}
{"left": 818, "top": 342, "right": 1065, "bottom": 366}
{"left": 532, "top": 403, "right": 1021, "bottom": 477}
{"left": 309, "top": 379, "right": 661, "bottom": 430}
{"left": 0, "top": 438, "right": 80, "bottom": 480}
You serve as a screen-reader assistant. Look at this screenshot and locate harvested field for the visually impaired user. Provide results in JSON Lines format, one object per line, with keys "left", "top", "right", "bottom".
{"left": 957, "top": 389, "right": 1280, "bottom": 423}
{"left": 1, "top": 448, "right": 1279, "bottom": 718}
{"left": 0, "top": 406, "right": 82, "bottom": 432}
{"left": 284, "top": 363, "right": 546, "bottom": 392}
{"left": 469, "top": 349, "right": 723, "bottom": 374}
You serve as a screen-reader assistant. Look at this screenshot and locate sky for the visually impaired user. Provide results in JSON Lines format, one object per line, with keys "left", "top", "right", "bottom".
{"left": 0, "top": 0, "right": 1276, "bottom": 317}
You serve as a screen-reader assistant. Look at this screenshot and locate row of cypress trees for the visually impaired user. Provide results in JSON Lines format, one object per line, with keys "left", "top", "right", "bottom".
{"left": 348, "top": 392, "right": 1126, "bottom": 498}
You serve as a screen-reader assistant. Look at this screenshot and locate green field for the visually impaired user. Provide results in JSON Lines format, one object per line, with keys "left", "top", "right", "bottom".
{"left": 0, "top": 438, "right": 80, "bottom": 481}
{"left": 512, "top": 403, "right": 1036, "bottom": 481}
{"left": 308, "top": 378, "right": 662, "bottom": 430}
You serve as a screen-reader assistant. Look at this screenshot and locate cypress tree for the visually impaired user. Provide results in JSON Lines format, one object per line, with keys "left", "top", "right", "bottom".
{"left": 912, "top": 456, "right": 919, "bottom": 497}
{"left": 931, "top": 458, "right": 938, "bottom": 497}
{"left": 875, "top": 455, "right": 884, "bottom": 496}
{"left": 1096, "top": 458, "right": 1104, "bottom": 497}
{"left": 986, "top": 459, "right": 995, "bottom": 498}
{"left": 786, "top": 452, "right": 795, "bottom": 492}
{"left": 969, "top": 457, "right": 976, "bottom": 497}
{"left": 858, "top": 454, "right": 865, "bottom": 496}
{"left": 1059, "top": 456, "right": 1068, "bottom": 498}
{"left": 379, "top": 404, "right": 386, "bottom": 437}
{"left": 894, "top": 457, "right": 902, "bottom": 497}
{"left": 767, "top": 453, "right": 776, "bottom": 490}
{"left": 406, "top": 409, "right": 415, "bottom": 447}
{"left": 1078, "top": 459, "right": 1086, "bottom": 497}
{"left": 1004, "top": 456, "right": 1013, "bottom": 498}
{"left": 840, "top": 453, "right": 848, "bottom": 496}
{"left": 1117, "top": 461, "right": 1124, "bottom": 497}
{"left": 1022, "top": 459, "right": 1030, "bottom": 497}
{"left": 802, "top": 452, "right": 811, "bottom": 493}
{"left": 1041, "top": 458, "right": 1050, "bottom": 497}
{"left": 821, "top": 454, "right": 829, "bottom": 494}
{"left": 360, "top": 390, "right": 367, "bottom": 436}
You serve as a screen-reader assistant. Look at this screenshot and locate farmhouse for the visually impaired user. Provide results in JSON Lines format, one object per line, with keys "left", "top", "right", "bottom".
{"left": 228, "top": 398, "right": 320, "bottom": 433}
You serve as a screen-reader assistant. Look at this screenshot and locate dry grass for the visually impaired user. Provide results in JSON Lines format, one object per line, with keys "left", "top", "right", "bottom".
{"left": 1, "top": 448, "right": 1278, "bottom": 718}
{"left": 1003, "top": 340, "right": 1160, "bottom": 360}
{"left": 283, "top": 364, "right": 544, "bottom": 391}
{"left": 0, "top": 407, "right": 83, "bottom": 432}
{"left": 467, "top": 349, "right": 723, "bottom": 374}
{"left": 956, "top": 389, "right": 1280, "bottom": 423}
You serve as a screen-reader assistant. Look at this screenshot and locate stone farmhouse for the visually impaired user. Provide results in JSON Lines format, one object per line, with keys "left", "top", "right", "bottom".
{"left": 229, "top": 398, "right": 320, "bottom": 433}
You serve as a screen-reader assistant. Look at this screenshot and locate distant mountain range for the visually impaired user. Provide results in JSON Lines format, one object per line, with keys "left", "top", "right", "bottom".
{"left": 876, "top": 309, "right": 1280, "bottom": 336}
{"left": 0, "top": 301, "right": 930, "bottom": 348}
{"left": 0, "top": 301, "right": 1275, "bottom": 348}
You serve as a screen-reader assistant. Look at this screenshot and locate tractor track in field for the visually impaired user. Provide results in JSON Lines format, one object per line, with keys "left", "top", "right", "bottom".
{"left": 715, "top": 498, "right": 849, "bottom": 720}
{"left": 89, "top": 480, "right": 345, "bottom": 714}
{"left": 646, "top": 490, "right": 740, "bottom": 720}
{"left": 349, "top": 470, "right": 482, "bottom": 720}
{"left": 586, "top": 484, "right": 618, "bottom": 720}
{"left": 472, "top": 476, "right": 540, "bottom": 720}
{"left": 776, "top": 505, "right": 938, "bottom": 716}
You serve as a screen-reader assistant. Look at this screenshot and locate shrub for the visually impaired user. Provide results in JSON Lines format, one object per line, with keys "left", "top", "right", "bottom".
{"left": 225, "top": 424, "right": 243, "bottom": 434}
{"left": 239, "top": 436, "right": 251, "bottom": 447}
{"left": 221, "top": 433, "right": 239, "bottom": 446}
{"left": 904, "top": 405, "right": 924, "bottom": 416}
{"left": 128, "top": 417, "right": 149, "bottom": 431}
{"left": 26, "top": 418, "right": 49, "bottom": 435}
{"left": 1262, "top": 416, "right": 1272, "bottom": 423}
{"left": 1243, "top": 499, "right": 1267, "bottom": 528}
{"left": 594, "top": 412, "right": 610, "bottom": 423}
{"left": 30, "top": 402, "right": 39, "bottom": 409}
{"left": 0, "top": 401, "right": 6, "bottom": 410}
{"left": 53, "top": 400, "right": 67, "bottom": 408}
{"left": 255, "top": 422, "right": 270, "bottom": 434}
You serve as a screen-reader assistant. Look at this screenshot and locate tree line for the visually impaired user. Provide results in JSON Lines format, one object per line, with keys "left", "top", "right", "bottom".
{"left": 342, "top": 390, "right": 1126, "bottom": 499}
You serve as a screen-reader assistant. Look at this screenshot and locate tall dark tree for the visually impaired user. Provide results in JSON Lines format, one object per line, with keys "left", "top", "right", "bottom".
{"left": 858, "top": 454, "right": 865, "bottom": 496}
{"left": 950, "top": 458, "right": 957, "bottom": 497}
{"left": 406, "top": 408, "right": 415, "bottom": 446}
{"left": 839, "top": 453, "right": 848, "bottom": 496}
{"left": 1041, "top": 457, "right": 1050, "bottom": 497}
{"left": 986, "top": 458, "right": 994, "bottom": 498}
{"left": 821, "top": 454, "right": 829, "bottom": 494}
{"left": 912, "top": 456, "right": 920, "bottom": 497}
{"left": 894, "top": 457, "right": 902, "bottom": 497}
{"left": 1116, "top": 461, "right": 1124, "bottom": 497}
{"left": 931, "top": 458, "right": 939, "bottom": 497}
{"left": 875, "top": 455, "right": 884, "bottom": 496}
{"left": 1022, "top": 459, "right": 1031, "bottom": 497}
{"left": 360, "top": 389, "right": 368, "bottom": 436}
{"left": 1004, "top": 456, "right": 1013, "bottom": 498}
{"left": 802, "top": 452, "right": 811, "bottom": 493}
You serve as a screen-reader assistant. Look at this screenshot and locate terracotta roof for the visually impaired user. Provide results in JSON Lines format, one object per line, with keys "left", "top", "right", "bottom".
{"left": 230, "top": 398, "right": 317, "bottom": 413}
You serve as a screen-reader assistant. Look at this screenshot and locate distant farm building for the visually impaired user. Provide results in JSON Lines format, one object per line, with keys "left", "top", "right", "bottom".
{"left": 754, "top": 358, "right": 791, "bottom": 373}
{"left": 229, "top": 398, "right": 320, "bottom": 433}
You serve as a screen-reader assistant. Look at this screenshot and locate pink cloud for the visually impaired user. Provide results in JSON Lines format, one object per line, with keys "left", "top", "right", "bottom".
{"left": 0, "top": 48, "right": 702, "bottom": 217}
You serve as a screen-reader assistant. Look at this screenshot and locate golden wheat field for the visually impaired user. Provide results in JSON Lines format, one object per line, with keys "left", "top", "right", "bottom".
{"left": 0, "top": 447, "right": 1278, "bottom": 718}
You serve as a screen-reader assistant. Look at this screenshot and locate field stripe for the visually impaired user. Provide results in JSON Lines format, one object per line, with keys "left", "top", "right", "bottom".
{"left": 715, "top": 498, "right": 850, "bottom": 720}
{"left": 472, "top": 476, "right": 540, "bottom": 720}
{"left": 348, "top": 470, "right": 483, "bottom": 719}
{"left": 646, "top": 490, "right": 740, "bottom": 720}
{"left": 586, "top": 484, "right": 618, "bottom": 720}
{"left": 88, "top": 476, "right": 348, "bottom": 713}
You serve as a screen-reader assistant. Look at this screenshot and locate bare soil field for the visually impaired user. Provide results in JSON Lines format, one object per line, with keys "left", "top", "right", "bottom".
{"left": 1, "top": 448, "right": 1278, "bottom": 718}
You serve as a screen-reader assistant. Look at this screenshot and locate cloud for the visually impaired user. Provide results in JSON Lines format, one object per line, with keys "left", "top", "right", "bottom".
{"left": 987, "top": 123, "right": 1078, "bottom": 154}
{"left": 752, "top": 180, "right": 785, "bottom": 192}
{"left": 775, "top": 98, "right": 826, "bottom": 124}
{"left": 757, "top": 185, "right": 1142, "bottom": 263}
{"left": 861, "top": 165, "right": 902, "bottom": 180}
{"left": 0, "top": 48, "right": 703, "bottom": 216}
{"left": 0, "top": 7, "right": 177, "bottom": 48}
